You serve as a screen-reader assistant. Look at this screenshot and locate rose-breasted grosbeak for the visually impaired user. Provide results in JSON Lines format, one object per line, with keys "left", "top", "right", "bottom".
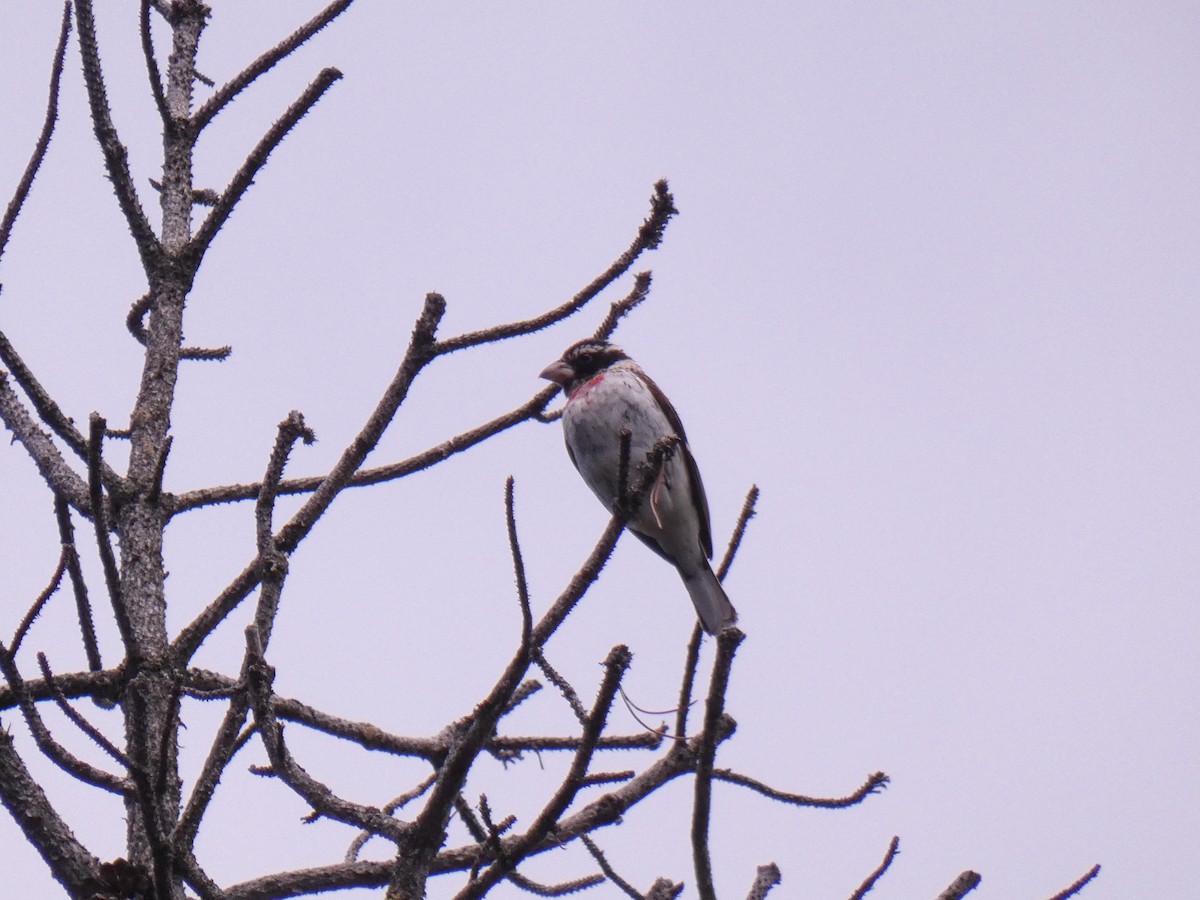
{"left": 540, "top": 339, "right": 737, "bottom": 634}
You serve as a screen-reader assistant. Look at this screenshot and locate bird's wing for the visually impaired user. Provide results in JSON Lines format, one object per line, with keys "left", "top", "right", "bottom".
{"left": 641, "top": 373, "right": 714, "bottom": 560}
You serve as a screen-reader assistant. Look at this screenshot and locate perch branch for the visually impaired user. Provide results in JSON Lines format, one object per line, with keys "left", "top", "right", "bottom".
{"left": 169, "top": 387, "right": 557, "bottom": 513}
{"left": 692, "top": 627, "right": 745, "bottom": 900}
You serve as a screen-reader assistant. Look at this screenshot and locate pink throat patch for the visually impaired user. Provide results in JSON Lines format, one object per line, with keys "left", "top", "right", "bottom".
{"left": 567, "top": 372, "right": 605, "bottom": 404}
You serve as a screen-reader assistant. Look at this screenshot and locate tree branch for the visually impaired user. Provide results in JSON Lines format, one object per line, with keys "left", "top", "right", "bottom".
{"left": 432, "top": 180, "right": 677, "bottom": 356}
{"left": 936, "top": 871, "right": 982, "bottom": 900}
{"left": 692, "top": 627, "right": 744, "bottom": 900}
{"left": 0, "top": 0, "right": 71, "bottom": 270}
{"left": 188, "top": 68, "right": 343, "bottom": 263}
{"left": 1046, "top": 864, "right": 1101, "bottom": 900}
{"left": 192, "top": 0, "right": 356, "bottom": 132}
{"left": 73, "top": 0, "right": 162, "bottom": 268}
{"left": 0, "top": 371, "right": 91, "bottom": 512}
{"left": 848, "top": 836, "right": 899, "bottom": 899}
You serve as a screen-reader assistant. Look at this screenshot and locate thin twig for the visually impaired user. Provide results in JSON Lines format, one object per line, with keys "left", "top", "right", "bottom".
{"left": 848, "top": 837, "right": 899, "bottom": 899}
{"left": 713, "top": 769, "right": 889, "bottom": 809}
{"left": 716, "top": 485, "right": 758, "bottom": 582}
{"left": 188, "top": 68, "right": 343, "bottom": 263}
{"left": 505, "top": 477, "right": 533, "bottom": 650}
{"left": 673, "top": 624, "right": 703, "bottom": 739}
{"left": 579, "top": 834, "right": 646, "bottom": 900}
{"left": 139, "top": 0, "right": 169, "bottom": 127}
{"left": 0, "top": 1, "right": 72, "bottom": 268}
{"left": 936, "top": 871, "right": 982, "bottom": 900}
{"left": 53, "top": 497, "right": 101, "bottom": 671}
{"left": 192, "top": 0, "right": 356, "bottom": 131}
{"left": 169, "top": 387, "right": 558, "bottom": 513}
{"left": 1046, "top": 864, "right": 1101, "bottom": 900}
{"left": 534, "top": 649, "right": 588, "bottom": 724}
{"left": 253, "top": 411, "right": 314, "bottom": 648}
{"left": 243, "top": 626, "right": 407, "bottom": 841}
{"left": 35, "top": 653, "right": 130, "bottom": 769}
{"left": 593, "top": 271, "right": 652, "bottom": 342}
{"left": 74, "top": 0, "right": 161, "bottom": 268}
{"left": 692, "top": 627, "right": 744, "bottom": 900}
{"left": 0, "top": 372, "right": 91, "bottom": 512}
{"left": 0, "top": 641, "right": 128, "bottom": 794}
{"left": 88, "top": 415, "right": 134, "bottom": 657}
{"left": 433, "top": 180, "right": 677, "bottom": 356}
{"left": 10, "top": 550, "right": 68, "bottom": 655}
{"left": 172, "top": 293, "right": 446, "bottom": 664}
{"left": 745, "top": 863, "right": 782, "bottom": 900}
{"left": 345, "top": 773, "right": 437, "bottom": 862}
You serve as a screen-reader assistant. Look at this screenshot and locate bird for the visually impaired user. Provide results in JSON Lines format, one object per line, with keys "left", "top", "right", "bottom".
{"left": 540, "top": 338, "right": 737, "bottom": 634}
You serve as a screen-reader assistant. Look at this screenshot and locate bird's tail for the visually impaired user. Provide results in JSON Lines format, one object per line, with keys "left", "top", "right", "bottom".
{"left": 681, "top": 563, "right": 738, "bottom": 635}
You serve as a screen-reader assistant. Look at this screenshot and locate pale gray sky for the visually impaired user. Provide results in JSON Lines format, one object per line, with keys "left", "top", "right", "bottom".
{"left": 2, "top": 2, "right": 1197, "bottom": 897}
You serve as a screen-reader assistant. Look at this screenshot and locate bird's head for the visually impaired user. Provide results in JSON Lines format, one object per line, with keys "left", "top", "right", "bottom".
{"left": 539, "top": 339, "right": 630, "bottom": 398}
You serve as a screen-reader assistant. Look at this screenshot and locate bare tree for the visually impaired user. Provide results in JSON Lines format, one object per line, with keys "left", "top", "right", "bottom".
{"left": 0, "top": 4, "right": 1102, "bottom": 900}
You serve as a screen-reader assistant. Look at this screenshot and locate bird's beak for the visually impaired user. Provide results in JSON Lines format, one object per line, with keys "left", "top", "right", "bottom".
{"left": 539, "top": 359, "right": 573, "bottom": 388}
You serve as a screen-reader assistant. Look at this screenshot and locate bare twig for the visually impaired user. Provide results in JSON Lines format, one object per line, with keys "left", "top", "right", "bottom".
{"left": 253, "top": 411, "right": 314, "bottom": 648}
{"left": 579, "top": 834, "right": 647, "bottom": 900}
{"left": 243, "top": 626, "right": 407, "bottom": 841}
{"left": 692, "top": 627, "right": 744, "bottom": 900}
{"left": 87, "top": 415, "right": 134, "bottom": 657}
{"left": 455, "top": 645, "right": 634, "bottom": 899}
{"left": 432, "top": 180, "right": 677, "bottom": 356}
{"left": 534, "top": 649, "right": 588, "bottom": 724}
{"left": 192, "top": 0, "right": 356, "bottom": 131}
{"left": 10, "top": 549, "right": 68, "bottom": 655}
{"left": 35, "top": 653, "right": 129, "bottom": 770}
{"left": 188, "top": 68, "right": 344, "bottom": 263}
{"left": 138, "top": 0, "right": 169, "bottom": 127}
{"left": 0, "top": 641, "right": 128, "bottom": 794}
{"left": 848, "top": 837, "right": 899, "bottom": 899}
{"left": 345, "top": 774, "right": 437, "bottom": 863}
{"left": 74, "top": 0, "right": 162, "bottom": 267}
{"left": 1046, "top": 864, "right": 1101, "bottom": 900}
{"left": 673, "top": 624, "right": 704, "bottom": 739}
{"left": 713, "top": 769, "right": 889, "bottom": 809}
{"left": 53, "top": 497, "right": 101, "bottom": 671}
{"left": 505, "top": 477, "right": 533, "bottom": 649}
{"left": 0, "top": 372, "right": 91, "bottom": 512}
{"left": 593, "top": 271, "right": 652, "bottom": 342}
{"left": 746, "top": 863, "right": 782, "bottom": 900}
{"left": 169, "top": 387, "right": 558, "bottom": 513}
{"left": 936, "top": 871, "right": 982, "bottom": 900}
{"left": 0, "top": 1, "right": 72, "bottom": 268}
{"left": 716, "top": 485, "right": 758, "bottom": 582}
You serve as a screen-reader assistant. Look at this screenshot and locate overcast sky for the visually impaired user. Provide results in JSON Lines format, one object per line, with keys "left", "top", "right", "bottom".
{"left": 1, "top": 2, "right": 1197, "bottom": 898}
